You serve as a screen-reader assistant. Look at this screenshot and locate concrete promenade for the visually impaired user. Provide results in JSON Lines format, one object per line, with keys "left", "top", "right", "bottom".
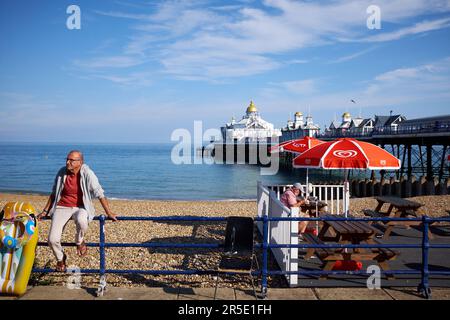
{"left": 1, "top": 286, "right": 450, "bottom": 300}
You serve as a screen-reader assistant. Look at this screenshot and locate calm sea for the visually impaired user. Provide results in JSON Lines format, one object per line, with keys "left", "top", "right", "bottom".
{"left": 0, "top": 143, "right": 332, "bottom": 201}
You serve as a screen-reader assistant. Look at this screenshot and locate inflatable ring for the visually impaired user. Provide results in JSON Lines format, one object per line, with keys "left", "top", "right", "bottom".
{"left": 0, "top": 207, "right": 36, "bottom": 250}
{"left": 1, "top": 201, "right": 39, "bottom": 296}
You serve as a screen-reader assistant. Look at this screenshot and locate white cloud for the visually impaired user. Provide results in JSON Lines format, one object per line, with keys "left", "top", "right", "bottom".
{"left": 375, "top": 57, "right": 450, "bottom": 83}
{"left": 375, "top": 67, "right": 420, "bottom": 82}
{"left": 329, "top": 47, "right": 378, "bottom": 63}
{"left": 92, "top": 72, "right": 154, "bottom": 86}
{"left": 359, "top": 17, "right": 450, "bottom": 42}
{"left": 80, "top": 0, "right": 450, "bottom": 82}
{"left": 74, "top": 55, "right": 146, "bottom": 69}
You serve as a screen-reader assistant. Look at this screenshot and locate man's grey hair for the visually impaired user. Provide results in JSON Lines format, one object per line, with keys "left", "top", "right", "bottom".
{"left": 68, "top": 150, "right": 84, "bottom": 162}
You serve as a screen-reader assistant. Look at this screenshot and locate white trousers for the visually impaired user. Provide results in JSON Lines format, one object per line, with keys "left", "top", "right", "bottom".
{"left": 48, "top": 206, "right": 89, "bottom": 261}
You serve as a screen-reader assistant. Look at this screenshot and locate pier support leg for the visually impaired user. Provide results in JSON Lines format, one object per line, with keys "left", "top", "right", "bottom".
{"left": 407, "top": 145, "right": 412, "bottom": 180}
{"left": 426, "top": 145, "right": 433, "bottom": 181}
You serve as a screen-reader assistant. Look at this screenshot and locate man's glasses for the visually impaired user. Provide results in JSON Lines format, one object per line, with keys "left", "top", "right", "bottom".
{"left": 66, "top": 158, "right": 81, "bottom": 163}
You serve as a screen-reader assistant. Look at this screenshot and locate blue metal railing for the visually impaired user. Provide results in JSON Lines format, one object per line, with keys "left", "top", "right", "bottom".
{"left": 32, "top": 214, "right": 450, "bottom": 299}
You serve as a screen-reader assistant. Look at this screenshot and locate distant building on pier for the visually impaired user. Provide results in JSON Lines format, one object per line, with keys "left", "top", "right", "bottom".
{"left": 220, "top": 101, "right": 282, "bottom": 143}
{"left": 323, "top": 112, "right": 405, "bottom": 137}
{"left": 280, "top": 111, "right": 320, "bottom": 142}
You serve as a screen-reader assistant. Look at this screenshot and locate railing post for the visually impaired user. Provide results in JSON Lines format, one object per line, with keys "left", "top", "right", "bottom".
{"left": 418, "top": 215, "right": 432, "bottom": 299}
{"left": 97, "top": 215, "right": 107, "bottom": 296}
{"left": 260, "top": 212, "right": 269, "bottom": 299}
{"left": 99, "top": 215, "right": 106, "bottom": 276}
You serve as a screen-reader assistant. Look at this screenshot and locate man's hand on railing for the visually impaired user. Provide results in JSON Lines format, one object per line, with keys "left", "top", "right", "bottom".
{"left": 37, "top": 210, "right": 49, "bottom": 221}
{"left": 106, "top": 212, "right": 118, "bottom": 222}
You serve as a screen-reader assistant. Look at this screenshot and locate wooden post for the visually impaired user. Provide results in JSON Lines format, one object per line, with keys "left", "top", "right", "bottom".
{"left": 367, "top": 178, "right": 374, "bottom": 197}
{"left": 351, "top": 180, "right": 358, "bottom": 196}
{"left": 436, "top": 179, "right": 448, "bottom": 195}
{"left": 424, "top": 177, "right": 435, "bottom": 195}
{"left": 419, "top": 176, "right": 427, "bottom": 196}
{"left": 385, "top": 177, "right": 394, "bottom": 196}
{"left": 404, "top": 176, "right": 412, "bottom": 198}
{"left": 380, "top": 176, "right": 387, "bottom": 196}
{"left": 400, "top": 175, "right": 405, "bottom": 198}
{"left": 412, "top": 175, "right": 421, "bottom": 197}
{"left": 393, "top": 178, "right": 401, "bottom": 197}
{"left": 359, "top": 180, "right": 366, "bottom": 198}
{"left": 374, "top": 179, "right": 381, "bottom": 196}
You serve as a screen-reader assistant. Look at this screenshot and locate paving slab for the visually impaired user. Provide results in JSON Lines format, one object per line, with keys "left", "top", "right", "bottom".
{"left": 384, "top": 288, "right": 425, "bottom": 300}
{"left": 428, "top": 288, "right": 450, "bottom": 300}
{"left": 314, "top": 288, "right": 393, "bottom": 300}
{"left": 266, "top": 288, "right": 317, "bottom": 300}
{"left": 235, "top": 289, "right": 259, "bottom": 300}
{"left": 19, "top": 285, "right": 95, "bottom": 300}
{"left": 96, "top": 287, "right": 178, "bottom": 300}
{"left": 178, "top": 287, "right": 235, "bottom": 300}
{"left": 0, "top": 295, "right": 19, "bottom": 300}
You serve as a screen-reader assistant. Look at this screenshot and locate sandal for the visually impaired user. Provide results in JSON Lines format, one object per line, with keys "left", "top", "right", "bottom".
{"left": 77, "top": 241, "right": 88, "bottom": 256}
{"left": 56, "top": 253, "right": 67, "bottom": 272}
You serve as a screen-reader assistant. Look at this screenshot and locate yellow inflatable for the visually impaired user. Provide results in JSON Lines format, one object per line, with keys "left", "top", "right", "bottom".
{"left": 0, "top": 202, "right": 38, "bottom": 296}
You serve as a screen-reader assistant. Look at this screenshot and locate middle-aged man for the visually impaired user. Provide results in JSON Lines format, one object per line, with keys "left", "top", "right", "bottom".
{"left": 37, "top": 150, "right": 118, "bottom": 272}
{"left": 280, "top": 182, "right": 308, "bottom": 240}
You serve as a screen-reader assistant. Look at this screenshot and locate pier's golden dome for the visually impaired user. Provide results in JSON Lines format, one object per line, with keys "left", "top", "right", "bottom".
{"left": 246, "top": 101, "right": 258, "bottom": 113}
{"left": 342, "top": 112, "right": 351, "bottom": 117}
{"left": 295, "top": 112, "right": 303, "bottom": 116}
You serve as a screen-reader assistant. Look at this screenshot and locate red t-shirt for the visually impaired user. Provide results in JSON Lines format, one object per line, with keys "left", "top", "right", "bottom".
{"left": 57, "top": 172, "right": 84, "bottom": 208}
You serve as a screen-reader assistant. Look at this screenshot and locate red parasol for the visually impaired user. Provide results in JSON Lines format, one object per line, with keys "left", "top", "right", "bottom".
{"left": 293, "top": 138, "right": 401, "bottom": 170}
{"left": 270, "top": 136, "right": 325, "bottom": 154}
{"left": 293, "top": 138, "right": 401, "bottom": 216}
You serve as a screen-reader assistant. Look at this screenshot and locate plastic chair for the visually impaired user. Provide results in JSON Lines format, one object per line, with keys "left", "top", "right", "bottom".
{"left": 213, "top": 216, "right": 258, "bottom": 300}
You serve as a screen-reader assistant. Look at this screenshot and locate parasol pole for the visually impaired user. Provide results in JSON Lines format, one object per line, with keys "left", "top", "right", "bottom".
{"left": 344, "top": 168, "right": 349, "bottom": 218}
{"left": 306, "top": 168, "right": 309, "bottom": 195}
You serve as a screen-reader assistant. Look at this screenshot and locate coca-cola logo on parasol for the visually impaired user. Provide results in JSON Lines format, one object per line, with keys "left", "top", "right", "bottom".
{"left": 332, "top": 150, "right": 358, "bottom": 158}
{"left": 293, "top": 143, "right": 306, "bottom": 148}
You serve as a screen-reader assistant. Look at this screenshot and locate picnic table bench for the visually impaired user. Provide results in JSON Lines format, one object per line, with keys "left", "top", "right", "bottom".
{"left": 303, "top": 214, "right": 398, "bottom": 279}
{"left": 364, "top": 196, "right": 434, "bottom": 239}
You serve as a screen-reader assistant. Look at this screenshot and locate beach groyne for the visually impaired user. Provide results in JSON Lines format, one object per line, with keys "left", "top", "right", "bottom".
{"left": 348, "top": 175, "right": 450, "bottom": 198}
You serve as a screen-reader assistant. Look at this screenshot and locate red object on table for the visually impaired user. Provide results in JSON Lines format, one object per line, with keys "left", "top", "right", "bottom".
{"left": 332, "top": 260, "right": 363, "bottom": 271}
{"left": 304, "top": 227, "right": 318, "bottom": 236}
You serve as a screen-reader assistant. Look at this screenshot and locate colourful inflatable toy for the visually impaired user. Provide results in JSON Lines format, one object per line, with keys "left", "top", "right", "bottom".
{"left": 0, "top": 202, "right": 39, "bottom": 296}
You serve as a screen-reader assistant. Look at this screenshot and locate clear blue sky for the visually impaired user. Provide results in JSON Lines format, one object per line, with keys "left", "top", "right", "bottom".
{"left": 1, "top": 0, "right": 450, "bottom": 143}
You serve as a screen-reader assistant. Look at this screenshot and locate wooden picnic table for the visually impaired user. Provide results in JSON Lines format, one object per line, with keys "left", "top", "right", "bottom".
{"left": 374, "top": 196, "right": 422, "bottom": 216}
{"left": 304, "top": 214, "right": 398, "bottom": 279}
{"left": 300, "top": 200, "right": 328, "bottom": 217}
{"left": 318, "top": 213, "right": 381, "bottom": 244}
{"left": 364, "top": 196, "right": 433, "bottom": 239}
